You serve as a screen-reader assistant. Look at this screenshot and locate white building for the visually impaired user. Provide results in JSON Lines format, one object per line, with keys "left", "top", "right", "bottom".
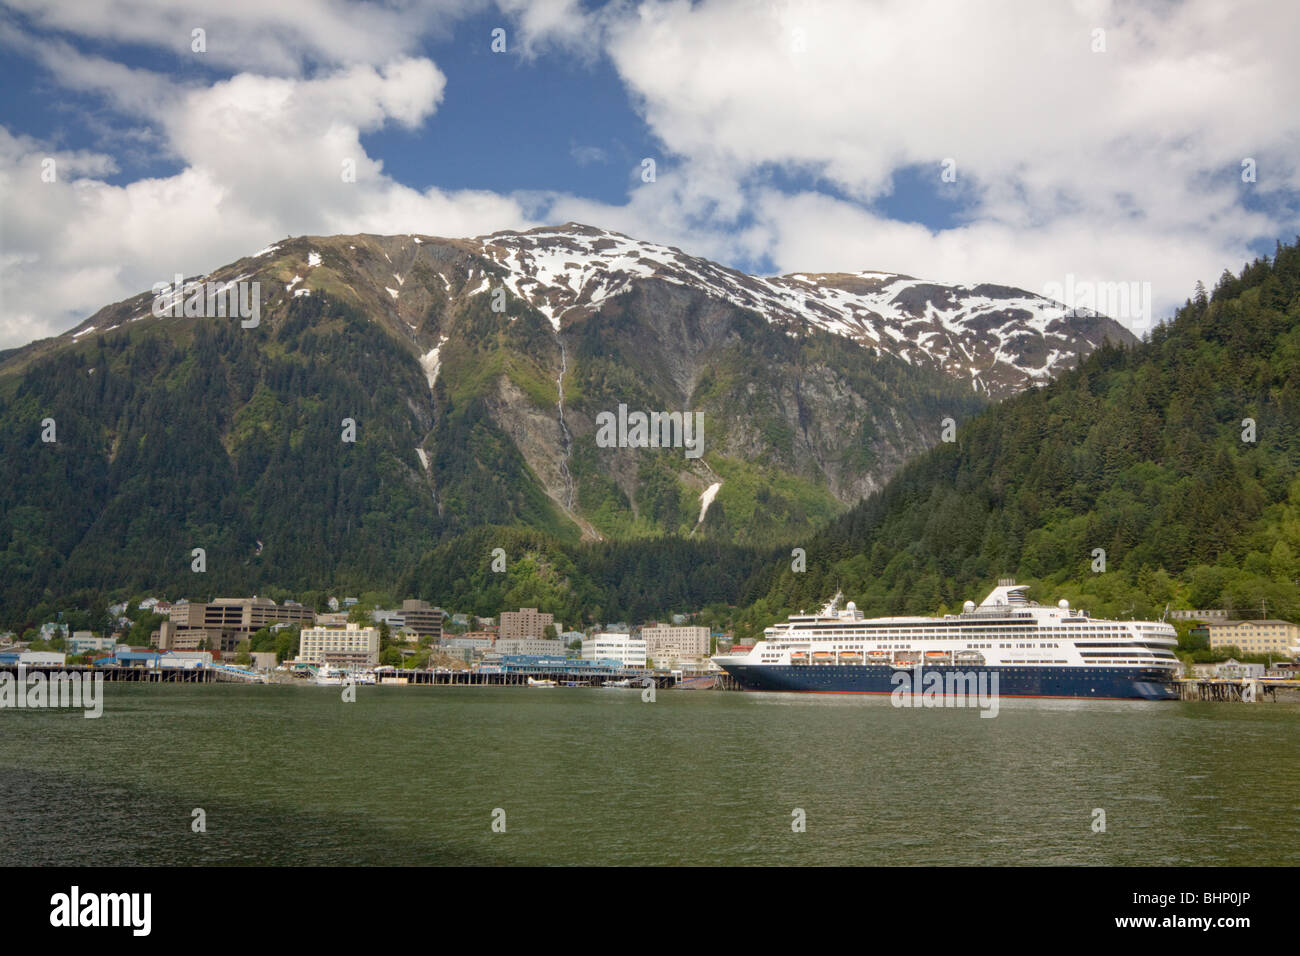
{"left": 298, "top": 623, "right": 380, "bottom": 667}
{"left": 68, "top": 632, "right": 115, "bottom": 655}
{"left": 496, "top": 638, "right": 566, "bottom": 657}
{"left": 581, "top": 633, "right": 647, "bottom": 669}
{"left": 5, "top": 651, "right": 67, "bottom": 666}
{"left": 641, "top": 625, "right": 710, "bottom": 668}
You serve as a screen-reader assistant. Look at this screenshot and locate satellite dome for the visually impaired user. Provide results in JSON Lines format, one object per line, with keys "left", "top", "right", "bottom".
{"left": 963, "top": 600, "right": 976, "bottom": 612}
{"left": 1058, "top": 599, "right": 1070, "bottom": 609}
{"left": 845, "top": 601, "right": 857, "bottom": 611}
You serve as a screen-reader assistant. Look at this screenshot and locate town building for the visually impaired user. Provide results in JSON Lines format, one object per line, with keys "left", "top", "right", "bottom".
{"left": 0, "top": 650, "right": 67, "bottom": 666}
{"left": 498, "top": 607, "right": 556, "bottom": 640}
{"left": 1205, "top": 619, "right": 1300, "bottom": 657}
{"left": 581, "top": 633, "right": 647, "bottom": 669}
{"left": 159, "top": 597, "right": 316, "bottom": 656}
{"left": 495, "top": 638, "right": 565, "bottom": 657}
{"left": 1169, "top": 608, "right": 1232, "bottom": 621}
{"left": 442, "top": 635, "right": 494, "bottom": 654}
{"left": 400, "top": 600, "right": 445, "bottom": 641}
{"left": 67, "top": 632, "right": 115, "bottom": 655}
{"left": 1217, "top": 658, "right": 1267, "bottom": 678}
{"left": 298, "top": 623, "right": 380, "bottom": 668}
{"left": 641, "top": 625, "right": 710, "bottom": 668}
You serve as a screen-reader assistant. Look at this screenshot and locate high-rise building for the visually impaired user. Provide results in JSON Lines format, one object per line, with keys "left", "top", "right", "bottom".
{"left": 499, "top": 607, "right": 555, "bottom": 641}
{"left": 400, "top": 600, "right": 445, "bottom": 640}
{"left": 299, "top": 623, "right": 381, "bottom": 668}
{"left": 1206, "top": 620, "right": 1300, "bottom": 656}
{"left": 156, "top": 597, "right": 315, "bottom": 655}
{"left": 641, "top": 625, "right": 710, "bottom": 668}
{"left": 581, "top": 633, "right": 647, "bottom": 669}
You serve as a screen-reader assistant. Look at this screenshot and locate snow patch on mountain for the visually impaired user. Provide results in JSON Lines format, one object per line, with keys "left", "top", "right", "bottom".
{"left": 697, "top": 481, "right": 722, "bottom": 525}
{"left": 471, "top": 224, "right": 1125, "bottom": 394}
{"left": 420, "top": 335, "right": 449, "bottom": 390}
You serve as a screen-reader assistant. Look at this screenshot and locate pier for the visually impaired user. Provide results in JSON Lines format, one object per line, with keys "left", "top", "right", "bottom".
{"left": 0, "top": 664, "right": 223, "bottom": 682}
{"left": 1177, "top": 678, "right": 1300, "bottom": 702}
{"left": 377, "top": 669, "right": 679, "bottom": 689}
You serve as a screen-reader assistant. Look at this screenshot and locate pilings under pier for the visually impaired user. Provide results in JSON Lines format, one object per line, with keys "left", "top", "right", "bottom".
{"left": 1176, "top": 678, "right": 1296, "bottom": 702}
{"left": 0, "top": 664, "right": 216, "bottom": 682}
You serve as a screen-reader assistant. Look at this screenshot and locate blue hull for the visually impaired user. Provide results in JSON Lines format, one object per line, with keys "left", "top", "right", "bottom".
{"left": 719, "top": 663, "right": 1180, "bottom": 701}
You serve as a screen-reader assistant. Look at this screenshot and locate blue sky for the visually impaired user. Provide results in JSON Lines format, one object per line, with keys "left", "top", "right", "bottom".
{"left": 1, "top": 0, "right": 1298, "bottom": 348}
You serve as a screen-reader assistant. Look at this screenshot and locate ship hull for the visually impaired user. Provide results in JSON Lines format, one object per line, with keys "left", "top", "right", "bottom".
{"left": 718, "top": 663, "right": 1179, "bottom": 701}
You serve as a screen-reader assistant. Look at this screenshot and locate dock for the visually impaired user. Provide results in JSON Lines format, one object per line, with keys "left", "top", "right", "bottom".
{"left": 1177, "top": 678, "right": 1300, "bottom": 702}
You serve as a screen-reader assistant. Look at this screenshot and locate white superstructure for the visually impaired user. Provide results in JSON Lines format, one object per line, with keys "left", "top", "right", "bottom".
{"left": 717, "top": 581, "right": 1180, "bottom": 673}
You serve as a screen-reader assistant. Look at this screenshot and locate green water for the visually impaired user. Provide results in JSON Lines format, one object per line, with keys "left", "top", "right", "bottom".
{"left": 1, "top": 684, "right": 1296, "bottom": 865}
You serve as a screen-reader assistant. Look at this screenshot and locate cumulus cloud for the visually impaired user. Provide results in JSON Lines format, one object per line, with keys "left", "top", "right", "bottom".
{"left": 597, "top": 0, "right": 1300, "bottom": 321}
{"left": 1, "top": 0, "right": 1298, "bottom": 348}
{"left": 0, "top": 55, "right": 534, "bottom": 347}
{"left": 1, "top": 0, "right": 481, "bottom": 75}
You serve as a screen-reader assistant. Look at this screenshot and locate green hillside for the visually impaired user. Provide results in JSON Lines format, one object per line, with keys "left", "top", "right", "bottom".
{"left": 741, "top": 240, "right": 1300, "bottom": 633}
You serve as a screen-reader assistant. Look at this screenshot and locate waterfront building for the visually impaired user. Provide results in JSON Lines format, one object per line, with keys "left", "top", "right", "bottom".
{"left": 499, "top": 607, "right": 556, "bottom": 640}
{"left": 0, "top": 650, "right": 67, "bottom": 666}
{"left": 299, "top": 623, "right": 381, "bottom": 668}
{"left": 484, "top": 655, "right": 621, "bottom": 677}
{"left": 1217, "top": 658, "right": 1266, "bottom": 678}
{"left": 641, "top": 625, "right": 710, "bottom": 668}
{"left": 581, "top": 633, "right": 647, "bottom": 669}
{"left": 1205, "top": 619, "right": 1300, "bottom": 657}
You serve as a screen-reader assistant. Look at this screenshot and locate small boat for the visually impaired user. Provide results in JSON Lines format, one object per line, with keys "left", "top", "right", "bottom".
{"left": 602, "top": 678, "right": 634, "bottom": 688}
{"left": 674, "top": 675, "right": 718, "bottom": 690}
{"left": 790, "top": 651, "right": 808, "bottom": 664}
{"left": 954, "top": 650, "right": 985, "bottom": 665}
{"left": 866, "top": 650, "right": 890, "bottom": 662}
{"left": 311, "top": 664, "right": 346, "bottom": 685}
{"left": 812, "top": 651, "right": 835, "bottom": 664}
{"left": 839, "top": 652, "right": 863, "bottom": 664}
{"left": 527, "top": 677, "right": 557, "bottom": 688}
{"left": 924, "top": 651, "right": 951, "bottom": 663}
{"left": 891, "top": 657, "right": 918, "bottom": 668}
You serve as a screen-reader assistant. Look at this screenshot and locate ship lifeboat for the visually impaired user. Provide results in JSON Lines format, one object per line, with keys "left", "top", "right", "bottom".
{"left": 924, "top": 651, "right": 951, "bottom": 663}
{"left": 790, "top": 651, "right": 808, "bottom": 665}
{"left": 954, "top": 650, "right": 985, "bottom": 665}
{"left": 839, "top": 652, "right": 863, "bottom": 664}
{"left": 812, "top": 651, "right": 835, "bottom": 664}
{"left": 891, "top": 656, "right": 917, "bottom": 668}
{"left": 866, "top": 650, "right": 890, "bottom": 662}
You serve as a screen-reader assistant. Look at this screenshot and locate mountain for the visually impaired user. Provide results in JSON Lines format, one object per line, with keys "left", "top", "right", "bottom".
{"left": 0, "top": 224, "right": 1130, "bottom": 618}
{"left": 741, "top": 240, "right": 1300, "bottom": 632}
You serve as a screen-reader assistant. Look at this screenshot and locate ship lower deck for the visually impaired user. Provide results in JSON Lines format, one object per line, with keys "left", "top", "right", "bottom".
{"left": 719, "top": 663, "right": 1179, "bottom": 700}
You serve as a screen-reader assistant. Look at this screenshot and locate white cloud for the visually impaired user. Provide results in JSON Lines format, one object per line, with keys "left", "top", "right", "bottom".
{"left": 596, "top": 0, "right": 1300, "bottom": 323}
{"left": 0, "top": 56, "right": 535, "bottom": 347}
{"left": 2, "top": 0, "right": 480, "bottom": 74}
{"left": 2, "top": 0, "right": 1297, "bottom": 348}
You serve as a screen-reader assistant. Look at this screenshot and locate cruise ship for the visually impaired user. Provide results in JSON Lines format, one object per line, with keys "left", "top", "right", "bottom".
{"left": 712, "top": 580, "right": 1181, "bottom": 700}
